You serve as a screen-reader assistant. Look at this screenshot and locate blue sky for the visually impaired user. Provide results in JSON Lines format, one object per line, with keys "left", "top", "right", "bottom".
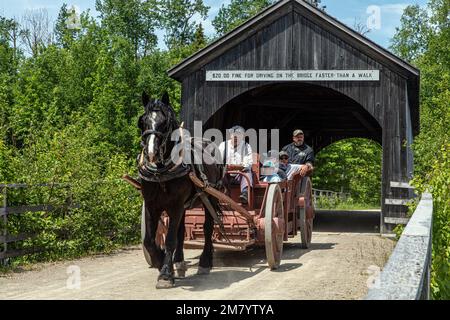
{"left": 0, "top": 0, "right": 429, "bottom": 49}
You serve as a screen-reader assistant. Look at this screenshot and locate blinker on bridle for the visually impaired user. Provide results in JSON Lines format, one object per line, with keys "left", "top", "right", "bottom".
{"left": 140, "top": 102, "right": 178, "bottom": 166}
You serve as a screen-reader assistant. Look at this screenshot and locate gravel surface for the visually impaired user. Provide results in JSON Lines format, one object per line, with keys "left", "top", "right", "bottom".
{"left": 0, "top": 232, "right": 395, "bottom": 300}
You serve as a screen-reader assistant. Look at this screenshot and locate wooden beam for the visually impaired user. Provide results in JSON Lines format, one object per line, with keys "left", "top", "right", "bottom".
{"left": 0, "top": 233, "right": 32, "bottom": 244}
{"left": 1, "top": 204, "right": 80, "bottom": 217}
{"left": 384, "top": 217, "right": 410, "bottom": 225}
{"left": 352, "top": 111, "right": 378, "bottom": 134}
{"left": 390, "top": 182, "right": 414, "bottom": 189}
{"left": 385, "top": 199, "right": 410, "bottom": 206}
{"left": 0, "top": 247, "right": 42, "bottom": 259}
{"left": 246, "top": 98, "right": 353, "bottom": 105}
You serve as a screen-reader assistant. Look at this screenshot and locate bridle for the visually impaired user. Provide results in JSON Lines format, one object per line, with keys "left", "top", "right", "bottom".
{"left": 141, "top": 127, "right": 171, "bottom": 165}
{"left": 139, "top": 101, "right": 182, "bottom": 174}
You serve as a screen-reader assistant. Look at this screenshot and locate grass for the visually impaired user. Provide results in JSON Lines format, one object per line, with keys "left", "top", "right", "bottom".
{"left": 315, "top": 196, "right": 380, "bottom": 211}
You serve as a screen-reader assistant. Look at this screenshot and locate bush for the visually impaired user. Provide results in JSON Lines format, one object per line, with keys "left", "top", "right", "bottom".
{"left": 3, "top": 123, "right": 142, "bottom": 267}
{"left": 313, "top": 138, "right": 382, "bottom": 205}
{"left": 412, "top": 143, "right": 450, "bottom": 299}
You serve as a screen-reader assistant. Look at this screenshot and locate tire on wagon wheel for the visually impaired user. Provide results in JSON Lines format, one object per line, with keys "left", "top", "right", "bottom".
{"left": 297, "top": 177, "right": 314, "bottom": 249}
{"left": 264, "top": 184, "right": 285, "bottom": 270}
{"left": 141, "top": 201, "right": 167, "bottom": 267}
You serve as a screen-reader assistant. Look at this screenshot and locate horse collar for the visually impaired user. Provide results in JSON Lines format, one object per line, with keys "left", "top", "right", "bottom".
{"left": 138, "top": 162, "right": 190, "bottom": 183}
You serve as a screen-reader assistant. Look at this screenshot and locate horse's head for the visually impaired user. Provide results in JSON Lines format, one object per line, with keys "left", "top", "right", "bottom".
{"left": 138, "top": 91, "right": 178, "bottom": 165}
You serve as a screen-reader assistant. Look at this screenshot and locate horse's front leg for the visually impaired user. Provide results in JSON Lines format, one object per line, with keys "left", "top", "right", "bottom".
{"left": 156, "top": 204, "right": 184, "bottom": 289}
{"left": 143, "top": 206, "right": 164, "bottom": 270}
{"left": 174, "top": 212, "right": 187, "bottom": 278}
{"left": 198, "top": 203, "right": 214, "bottom": 275}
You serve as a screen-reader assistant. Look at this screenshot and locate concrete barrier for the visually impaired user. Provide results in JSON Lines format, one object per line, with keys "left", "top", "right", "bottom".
{"left": 365, "top": 193, "right": 433, "bottom": 300}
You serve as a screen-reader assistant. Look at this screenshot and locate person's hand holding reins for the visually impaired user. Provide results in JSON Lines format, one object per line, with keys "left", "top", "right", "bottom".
{"left": 300, "top": 163, "right": 312, "bottom": 177}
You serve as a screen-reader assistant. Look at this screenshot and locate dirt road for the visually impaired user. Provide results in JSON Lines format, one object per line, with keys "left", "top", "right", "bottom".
{"left": 0, "top": 231, "right": 394, "bottom": 300}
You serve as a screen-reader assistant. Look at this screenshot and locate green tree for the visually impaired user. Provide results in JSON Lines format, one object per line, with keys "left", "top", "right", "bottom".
{"left": 95, "top": 0, "right": 159, "bottom": 59}
{"left": 212, "top": 0, "right": 275, "bottom": 37}
{"left": 192, "top": 23, "right": 207, "bottom": 51}
{"left": 0, "top": 17, "right": 21, "bottom": 144}
{"left": 313, "top": 138, "right": 382, "bottom": 206}
{"left": 54, "top": 4, "right": 83, "bottom": 48}
{"left": 159, "top": 0, "right": 209, "bottom": 49}
{"left": 0, "top": 17, "right": 21, "bottom": 62}
{"left": 390, "top": 5, "right": 432, "bottom": 61}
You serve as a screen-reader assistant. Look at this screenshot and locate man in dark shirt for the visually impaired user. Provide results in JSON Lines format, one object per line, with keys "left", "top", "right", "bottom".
{"left": 282, "top": 129, "right": 315, "bottom": 177}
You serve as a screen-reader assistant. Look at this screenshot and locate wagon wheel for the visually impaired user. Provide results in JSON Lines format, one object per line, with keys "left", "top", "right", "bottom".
{"left": 264, "top": 184, "right": 285, "bottom": 270}
{"left": 141, "top": 201, "right": 167, "bottom": 267}
{"left": 297, "top": 177, "right": 314, "bottom": 249}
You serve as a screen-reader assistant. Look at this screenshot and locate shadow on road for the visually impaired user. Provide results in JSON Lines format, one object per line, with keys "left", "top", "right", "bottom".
{"left": 175, "top": 239, "right": 337, "bottom": 291}
{"left": 314, "top": 210, "right": 381, "bottom": 233}
{"left": 176, "top": 267, "right": 267, "bottom": 291}
{"left": 282, "top": 242, "right": 336, "bottom": 260}
{"left": 272, "top": 263, "right": 303, "bottom": 273}
{"left": 187, "top": 241, "right": 337, "bottom": 269}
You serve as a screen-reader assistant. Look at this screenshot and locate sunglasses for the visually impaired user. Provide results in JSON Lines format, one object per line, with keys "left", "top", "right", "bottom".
{"left": 280, "top": 157, "right": 289, "bottom": 160}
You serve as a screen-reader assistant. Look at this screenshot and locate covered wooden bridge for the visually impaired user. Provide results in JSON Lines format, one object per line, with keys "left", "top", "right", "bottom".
{"left": 168, "top": 0, "right": 420, "bottom": 233}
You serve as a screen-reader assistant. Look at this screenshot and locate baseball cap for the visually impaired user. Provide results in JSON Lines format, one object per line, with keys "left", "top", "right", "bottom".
{"left": 279, "top": 151, "right": 288, "bottom": 158}
{"left": 230, "top": 125, "right": 245, "bottom": 135}
{"left": 293, "top": 129, "right": 304, "bottom": 136}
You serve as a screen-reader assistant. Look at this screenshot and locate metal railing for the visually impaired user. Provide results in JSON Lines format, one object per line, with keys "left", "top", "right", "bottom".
{"left": 312, "top": 188, "right": 351, "bottom": 207}
{"left": 365, "top": 193, "right": 433, "bottom": 300}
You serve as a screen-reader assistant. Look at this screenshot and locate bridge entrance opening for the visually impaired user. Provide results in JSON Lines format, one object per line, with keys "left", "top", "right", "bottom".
{"left": 204, "top": 84, "right": 383, "bottom": 234}
{"left": 312, "top": 138, "right": 382, "bottom": 233}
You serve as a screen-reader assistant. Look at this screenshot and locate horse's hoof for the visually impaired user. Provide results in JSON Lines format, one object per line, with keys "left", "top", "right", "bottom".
{"left": 197, "top": 267, "right": 211, "bottom": 275}
{"left": 175, "top": 270, "right": 186, "bottom": 278}
{"left": 175, "top": 262, "right": 187, "bottom": 278}
{"left": 156, "top": 279, "right": 175, "bottom": 289}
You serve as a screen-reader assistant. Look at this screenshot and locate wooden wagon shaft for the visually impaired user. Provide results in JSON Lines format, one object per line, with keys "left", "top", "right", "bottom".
{"left": 122, "top": 175, "right": 142, "bottom": 190}
{"left": 122, "top": 173, "right": 254, "bottom": 226}
{"left": 188, "top": 172, "right": 255, "bottom": 226}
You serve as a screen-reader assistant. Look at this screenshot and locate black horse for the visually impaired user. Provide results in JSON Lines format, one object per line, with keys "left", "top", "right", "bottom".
{"left": 138, "top": 91, "right": 224, "bottom": 289}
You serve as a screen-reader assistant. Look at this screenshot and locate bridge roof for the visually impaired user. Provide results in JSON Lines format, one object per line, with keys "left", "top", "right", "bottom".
{"left": 168, "top": 0, "right": 420, "bottom": 82}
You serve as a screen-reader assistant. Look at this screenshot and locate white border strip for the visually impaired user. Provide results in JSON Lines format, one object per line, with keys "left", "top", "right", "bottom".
{"left": 206, "top": 70, "right": 380, "bottom": 81}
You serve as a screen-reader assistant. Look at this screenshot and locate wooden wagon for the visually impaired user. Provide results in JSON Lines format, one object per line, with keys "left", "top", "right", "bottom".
{"left": 136, "top": 154, "right": 315, "bottom": 270}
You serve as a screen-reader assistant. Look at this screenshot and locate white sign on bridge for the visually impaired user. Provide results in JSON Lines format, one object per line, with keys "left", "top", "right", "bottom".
{"left": 206, "top": 70, "right": 380, "bottom": 82}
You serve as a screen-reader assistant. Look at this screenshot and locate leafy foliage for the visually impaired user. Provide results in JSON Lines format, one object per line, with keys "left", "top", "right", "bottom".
{"left": 159, "top": 0, "right": 209, "bottom": 49}
{"left": 0, "top": 1, "right": 210, "bottom": 266}
{"left": 390, "top": 0, "right": 449, "bottom": 299}
{"left": 313, "top": 138, "right": 382, "bottom": 207}
{"left": 5, "top": 124, "right": 141, "bottom": 263}
{"left": 212, "top": 0, "right": 275, "bottom": 36}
